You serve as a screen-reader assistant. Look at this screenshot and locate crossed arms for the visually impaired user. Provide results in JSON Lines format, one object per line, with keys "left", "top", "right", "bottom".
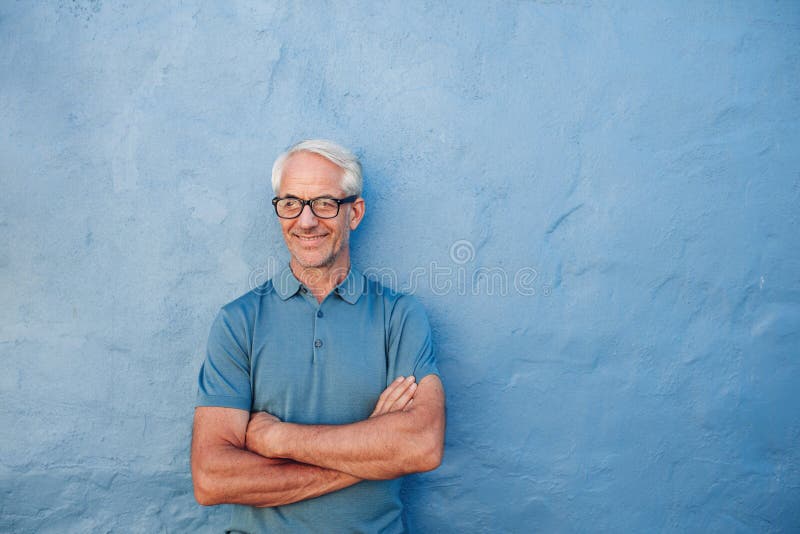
{"left": 191, "top": 374, "right": 445, "bottom": 508}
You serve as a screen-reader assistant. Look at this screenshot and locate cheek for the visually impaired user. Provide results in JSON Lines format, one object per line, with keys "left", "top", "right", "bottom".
{"left": 280, "top": 221, "right": 294, "bottom": 236}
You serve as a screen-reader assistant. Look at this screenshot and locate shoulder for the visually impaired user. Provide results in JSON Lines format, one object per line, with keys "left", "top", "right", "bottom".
{"left": 216, "top": 280, "right": 275, "bottom": 324}
{"left": 362, "top": 274, "right": 413, "bottom": 305}
{"left": 361, "top": 274, "right": 430, "bottom": 324}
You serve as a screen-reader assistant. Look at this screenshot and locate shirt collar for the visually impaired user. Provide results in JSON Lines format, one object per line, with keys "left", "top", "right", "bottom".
{"left": 274, "top": 265, "right": 301, "bottom": 300}
{"left": 273, "top": 264, "right": 364, "bottom": 304}
{"left": 334, "top": 266, "right": 365, "bottom": 304}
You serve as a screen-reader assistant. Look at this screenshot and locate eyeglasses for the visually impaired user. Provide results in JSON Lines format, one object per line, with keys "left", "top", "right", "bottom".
{"left": 272, "top": 195, "right": 359, "bottom": 219}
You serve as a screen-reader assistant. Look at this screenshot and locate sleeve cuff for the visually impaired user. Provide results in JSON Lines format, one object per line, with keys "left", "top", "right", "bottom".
{"left": 195, "top": 393, "right": 252, "bottom": 411}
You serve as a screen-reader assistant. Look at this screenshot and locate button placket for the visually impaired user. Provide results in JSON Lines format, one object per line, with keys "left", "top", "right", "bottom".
{"left": 312, "top": 304, "right": 324, "bottom": 361}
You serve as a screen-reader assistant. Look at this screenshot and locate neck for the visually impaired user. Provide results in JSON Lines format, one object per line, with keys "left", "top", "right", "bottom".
{"left": 290, "top": 258, "right": 351, "bottom": 303}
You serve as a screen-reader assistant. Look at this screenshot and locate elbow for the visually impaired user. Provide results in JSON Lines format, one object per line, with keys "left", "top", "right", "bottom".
{"left": 416, "top": 412, "right": 445, "bottom": 473}
{"left": 194, "top": 488, "right": 215, "bottom": 507}
{"left": 401, "top": 432, "right": 444, "bottom": 475}
{"left": 426, "top": 445, "right": 444, "bottom": 472}
{"left": 191, "top": 457, "right": 225, "bottom": 506}
{"left": 400, "top": 412, "right": 445, "bottom": 475}
{"left": 192, "top": 470, "right": 219, "bottom": 506}
{"left": 417, "top": 436, "right": 444, "bottom": 472}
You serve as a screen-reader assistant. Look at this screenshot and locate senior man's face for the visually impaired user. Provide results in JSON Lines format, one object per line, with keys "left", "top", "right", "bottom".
{"left": 277, "top": 151, "right": 364, "bottom": 272}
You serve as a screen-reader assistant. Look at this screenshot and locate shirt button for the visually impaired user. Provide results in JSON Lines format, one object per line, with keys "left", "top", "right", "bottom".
{"left": 317, "top": 310, "right": 324, "bottom": 318}
{"left": 314, "top": 339, "right": 323, "bottom": 348}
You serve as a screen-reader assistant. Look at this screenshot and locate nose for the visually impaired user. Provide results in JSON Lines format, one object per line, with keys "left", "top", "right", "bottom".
{"left": 296, "top": 202, "right": 319, "bottom": 228}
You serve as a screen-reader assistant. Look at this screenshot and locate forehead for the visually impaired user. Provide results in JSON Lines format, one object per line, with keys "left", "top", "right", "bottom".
{"left": 279, "top": 152, "right": 345, "bottom": 196}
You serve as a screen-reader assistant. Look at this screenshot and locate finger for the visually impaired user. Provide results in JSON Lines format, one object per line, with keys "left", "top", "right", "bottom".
{"left": 403, "top": 398, "right": 414, "bottom": 411}
{"left": 388, "top": 381, "right": 417, "bottom": 412}
{"left": 373, "top": 376, "right": 412, "bottom": 417}
{"left": 372, "top": 376, "right": 405, "bottom": 416}
{"left": 381, "top": 376, "right": 415, "bottom": 411}
{"left": 375, "top": 376, "right": 405, "bottom": 412}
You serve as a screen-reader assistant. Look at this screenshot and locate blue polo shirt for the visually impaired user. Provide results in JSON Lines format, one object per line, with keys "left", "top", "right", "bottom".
{"left": 196, "top": 265, "right": 439, "bottom": 534}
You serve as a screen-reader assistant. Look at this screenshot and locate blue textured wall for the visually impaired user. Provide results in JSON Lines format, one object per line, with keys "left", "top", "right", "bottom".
{"left": 2, "top": 1, "right": 799, "bottom": 532}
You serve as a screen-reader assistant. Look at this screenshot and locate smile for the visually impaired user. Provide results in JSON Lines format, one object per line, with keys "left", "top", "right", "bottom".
{"left": 295, "top": 234, "right": 327, "bottom": 242}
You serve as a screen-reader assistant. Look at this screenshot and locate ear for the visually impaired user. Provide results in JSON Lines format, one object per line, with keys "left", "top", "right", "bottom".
{"left": 349, "top": 197, "right": 365, "bottom": 231}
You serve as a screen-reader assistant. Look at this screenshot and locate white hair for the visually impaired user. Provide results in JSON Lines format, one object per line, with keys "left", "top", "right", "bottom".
{"left": 271, "top": 139, "right": 363, "bottom": 196}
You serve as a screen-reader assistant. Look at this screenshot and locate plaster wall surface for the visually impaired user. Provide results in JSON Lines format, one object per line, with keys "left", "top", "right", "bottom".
{"left": 1, "top": 1, "right": 798, "bottom": 532}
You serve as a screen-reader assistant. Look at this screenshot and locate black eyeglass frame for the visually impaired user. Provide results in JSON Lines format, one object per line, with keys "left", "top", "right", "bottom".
{"left": 271, "top": 195, "right": 359, "bottom": 219}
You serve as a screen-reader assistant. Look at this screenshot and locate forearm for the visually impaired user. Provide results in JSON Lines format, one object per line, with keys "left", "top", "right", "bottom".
{"left": 265, "top": 408, "right": 440, "bottom": 480}
{"left": 193, "top": 445, "right": 360, "bottom": 507}
{"left": 244, "top": 375, "right": 445, "bottom": 481}
{"left": 192, "top": 439, "right": 360, "bottom": 507}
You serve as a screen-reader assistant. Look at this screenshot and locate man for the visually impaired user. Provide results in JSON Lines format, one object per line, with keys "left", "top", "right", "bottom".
{"left": 191, "top": 139, "right": 446, "bottom": 533}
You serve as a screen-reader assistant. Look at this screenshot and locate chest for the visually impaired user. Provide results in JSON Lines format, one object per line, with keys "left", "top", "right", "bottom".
{"left": 249, "top": 299, "right": 388, "bottom": 425}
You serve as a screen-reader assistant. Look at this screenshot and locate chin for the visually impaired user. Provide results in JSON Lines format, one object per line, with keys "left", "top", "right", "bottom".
{"left": 294, "top": 252, "right": 335, "bottom": 269}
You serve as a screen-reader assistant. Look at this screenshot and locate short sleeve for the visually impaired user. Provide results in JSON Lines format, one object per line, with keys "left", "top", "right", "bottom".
{"left": 195, "top": 306, "right": 253, "bottom": 411}
{"left": 386, "top": 294, "right": 439, "bottom": 387}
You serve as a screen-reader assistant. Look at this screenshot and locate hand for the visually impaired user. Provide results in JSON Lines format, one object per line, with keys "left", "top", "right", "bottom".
{"left": 370, "top": 376, "right": 417, "bottom": 418}
{"left": 246, "top": 411, "right": 282, "bottom": 458}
